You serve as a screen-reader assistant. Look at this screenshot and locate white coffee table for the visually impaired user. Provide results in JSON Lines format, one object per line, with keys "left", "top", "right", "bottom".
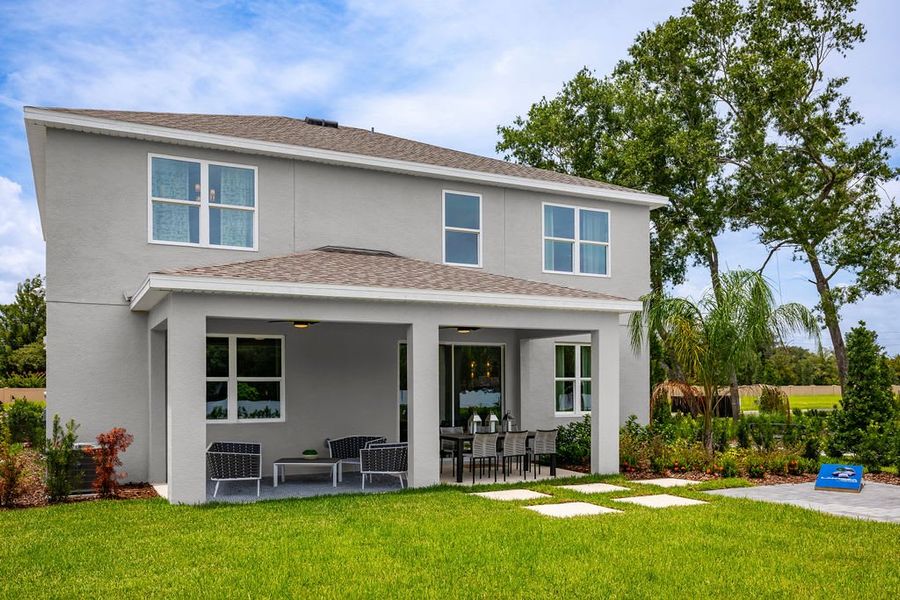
{"left": 273, "top": 457, "right": 342, "bottom": 488}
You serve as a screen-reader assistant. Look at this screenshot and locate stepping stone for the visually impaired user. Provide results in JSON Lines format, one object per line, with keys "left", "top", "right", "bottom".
{"left": 632, "top": 478, "right": 696, "bottom": 488}
{"left": 469, "top": 489, "right": 551, "bottom": 501}
{"left": 557, "top": 483, "right": 629, "bottom": 494}
{"left": 525, "top": 502, "right": 622, "bottom": 518}
{"left": 614, "top": 494, "right": 708, "bottom": 508}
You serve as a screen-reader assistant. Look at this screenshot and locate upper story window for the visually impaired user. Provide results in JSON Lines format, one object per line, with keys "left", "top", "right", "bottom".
{"left": 149, "top": 154, "right": 257, "bottom": 250}
{"left": 543, "top": 203, "right": 609, "bottom": 276}
{"left": 443, "top": 190, "right": 482, "bottom": 267}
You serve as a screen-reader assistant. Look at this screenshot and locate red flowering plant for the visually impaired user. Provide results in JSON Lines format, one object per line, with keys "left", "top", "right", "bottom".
{"left": 85, "top": 428, "right": 133, "bottom": 498}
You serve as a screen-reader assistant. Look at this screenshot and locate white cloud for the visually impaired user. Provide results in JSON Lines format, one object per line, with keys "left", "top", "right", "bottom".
{"left": 0, "top": 0, "right": 897, "bottom": 351}
{"left": 0, "top": 176, "right": 44, "bottom": 300}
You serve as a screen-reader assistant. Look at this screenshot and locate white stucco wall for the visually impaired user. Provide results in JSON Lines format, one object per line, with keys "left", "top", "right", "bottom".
{"left": 38, "top": 127, "right": 652, "bottom": 492}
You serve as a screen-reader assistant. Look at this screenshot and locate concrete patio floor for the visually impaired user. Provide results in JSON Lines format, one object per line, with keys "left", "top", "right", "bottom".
{"left": 182, "top": 464, "right": 585, "bottom": 503}
{"left": 706, "top": 482, "right": 900, "bottom": 523}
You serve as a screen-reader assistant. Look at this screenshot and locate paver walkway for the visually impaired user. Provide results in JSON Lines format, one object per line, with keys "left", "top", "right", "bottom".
{"left": 706, "top": 482, "right": 900, "bottom": 523}
{"left": 525, "top": 502, "right": 622, "bottom": 518}
{"left": 557, "top": 483, "right": 629, "bottom": 494}
{"left": 632, "top": 478, "right": 696, "bottom": 488}
{"left": 615, "top": 494, "right": 707, "bottom": 508}
{"left": 469, "top": 489, "right": 550, "bottom": 501}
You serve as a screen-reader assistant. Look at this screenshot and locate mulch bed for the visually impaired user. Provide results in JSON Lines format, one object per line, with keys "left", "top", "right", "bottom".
{"left": 4, "top": 483, "right": 159, "bottom": 509}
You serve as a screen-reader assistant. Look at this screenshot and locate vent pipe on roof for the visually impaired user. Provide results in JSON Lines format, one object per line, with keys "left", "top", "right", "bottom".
{"left": 304, "top": 116, "right": 338, "bottom": 128}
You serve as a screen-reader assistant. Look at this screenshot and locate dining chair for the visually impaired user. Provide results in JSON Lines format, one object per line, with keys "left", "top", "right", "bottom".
{"left": 439, "top": 426, "right": 463, "bottom": 475}
{"left": 470, "top": 432, "right": 499, "bottom": 483}
{"left": 500, "top": 431, "right": 529, "bottom": 481}
{"left": 530, "top": 429, "right": 558, "bottom": 477}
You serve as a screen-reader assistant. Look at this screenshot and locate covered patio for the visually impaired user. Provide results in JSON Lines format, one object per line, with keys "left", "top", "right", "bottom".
{"left": 132, "top": 247, "right": 638, "bottom": 504}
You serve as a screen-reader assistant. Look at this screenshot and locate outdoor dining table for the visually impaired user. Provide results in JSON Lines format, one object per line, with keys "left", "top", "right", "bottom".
{"left": 439, "top": 431, "right": 556, "bottom": 483}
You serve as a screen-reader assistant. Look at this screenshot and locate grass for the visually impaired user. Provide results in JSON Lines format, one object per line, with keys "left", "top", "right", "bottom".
{"left": 741, "top": 394, "right": 841, "bottom": 411}
{"left": 2, "top": 475, "right": 899, "bottom": 599}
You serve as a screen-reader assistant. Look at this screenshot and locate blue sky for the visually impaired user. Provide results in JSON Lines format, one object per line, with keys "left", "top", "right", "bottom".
{"left": 0, "top": 0, "right": 897, "bottom": 352}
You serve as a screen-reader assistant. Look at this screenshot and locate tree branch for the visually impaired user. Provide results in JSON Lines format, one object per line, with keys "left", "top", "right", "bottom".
{"left": 758, "top": 241, "right": 792, "bottom": 273}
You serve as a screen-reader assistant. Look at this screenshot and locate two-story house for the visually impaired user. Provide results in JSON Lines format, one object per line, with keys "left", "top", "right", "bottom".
{"left": 24, "top": 108, "right": 668, "bottom": 504}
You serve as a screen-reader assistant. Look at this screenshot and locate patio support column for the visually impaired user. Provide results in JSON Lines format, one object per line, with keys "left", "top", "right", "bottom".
{"left": 165, "top": 298, "right": 207, "bottom": 504}
{"left": 406, "top": 320, "right": 440, "bottom": 487}
{"left": 591, "top": 316, "right": 620, "bottom": 474}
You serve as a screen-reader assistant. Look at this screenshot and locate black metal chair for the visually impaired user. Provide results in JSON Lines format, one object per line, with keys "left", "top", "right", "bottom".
{"left": 206, "top": 441, "right": 262, "bottom": 497}
{"left": 327, "top": 435, "right": 387, "bottom": 475}
{"left": 359, "top": 442, "right": 408, "bottom": 489}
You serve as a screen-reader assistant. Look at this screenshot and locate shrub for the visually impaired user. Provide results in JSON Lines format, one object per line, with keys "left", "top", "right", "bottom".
{"left": 829, "top": 323, "right": 896, "bottom": 454}
{"left": 647, "top": 435, "right": 671, "bottom": 473}
{"left": 85, "top": 428, "right": 133, "bottom": 498}
{"left": 798, "top": 457, "right": 819, "bottom": 474}
{"left": 712, "top": 419, "right": 731, "bottom": 452}
{"left": 893, "top": 428, "right": 900, "bottom": 474}
{"left": 0, "top": 413, "right": 24, "bottom": 506}
{"left": 736, "top": 418, "right": 752, "bottom": 449}
{"left": 45, "top": 415, "right": 80, "bottom": 502}
{"left": 557, "top": 416, "right": 591, "bottom": 465}
{"left": 720, "top": 454, "right": 739, "bottom": 478}
{"left": 856, "top": 424, "right": 893, "bottom": 473}
{"left": 750, "top": 416, "right": 777, "bottom": 451}
{"left": 670, "top": 439, "right": 709, "bottom": 472}
{"left": 0, "top": 372, "right": 46, "bottom": 388}
{"left": 758, "top": 386, "right": 788, "bottom": 415}
{"left": 650, "top": 395, "right": 673, "bottom": 427}
{"left": 2, "top": 398, "right": 45, "bottom": 446}
{"left": 746, "top": 455, "right": 766, "bottom": 478}
{"left": 670, "top": 414, "right": 703, "bottom": 443}
{"left": 766, "top": 454, "right": 788, "bottom": 476}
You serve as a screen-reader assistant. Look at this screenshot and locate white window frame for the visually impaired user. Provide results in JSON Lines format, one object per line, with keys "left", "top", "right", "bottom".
{"left": 442, "top": 190, "right": 483, "bottom": 268}
{"left": 148, "top": 153, "right": 259, "bottom": 251}
{"left": 554, "top": 343, "right": 592, "bottom": 417}
{"left": 206, "top": 334, "right": 285, "bottom": 424}
{"left": 542, "top": 202, "right": 610, "bottom": 277}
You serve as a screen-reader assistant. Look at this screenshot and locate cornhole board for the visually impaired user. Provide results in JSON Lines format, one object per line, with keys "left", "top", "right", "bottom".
{"left": 814, "top": 463, "right": 864, "bottom": 493}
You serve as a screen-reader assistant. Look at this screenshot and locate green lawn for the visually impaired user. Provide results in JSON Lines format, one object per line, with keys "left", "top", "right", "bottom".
{"left": 2, "top": 476, "right": 899, "bottom": 599}
{"left": 741, "top": 394, "right": 842, "bottom": 411}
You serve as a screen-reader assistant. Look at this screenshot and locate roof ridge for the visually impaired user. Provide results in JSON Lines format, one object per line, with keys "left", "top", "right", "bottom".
{"left": 31, "top": 107, "right": 663, "bottom": 200}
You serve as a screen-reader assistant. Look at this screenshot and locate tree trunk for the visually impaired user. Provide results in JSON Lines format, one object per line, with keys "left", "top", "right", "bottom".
{"left": 705, "top": 237, "right": 742, "bottom": 420}
{"left": 805, "top": 248, "right": 848, "bottom": 387}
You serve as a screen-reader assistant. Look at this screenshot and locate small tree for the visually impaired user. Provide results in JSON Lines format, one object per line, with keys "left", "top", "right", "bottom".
{"left": 829, "top": 322, "right": 896, "bottom": 456}
{"left": 86, "top": 428, "right": 133, "bottom": 498}
{"left": 45, "top": 415, "right": 80, "bottom": 502}
{"left": 630, "top": 270, "right": 818, "bottom": 452}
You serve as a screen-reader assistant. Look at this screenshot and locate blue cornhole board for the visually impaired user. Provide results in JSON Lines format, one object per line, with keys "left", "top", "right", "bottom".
{"left": 815, "top": 463, "right": 863, "bottom": 493}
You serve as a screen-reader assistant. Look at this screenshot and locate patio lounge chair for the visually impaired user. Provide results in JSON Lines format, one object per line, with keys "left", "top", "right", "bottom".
{"left": 207, "top": 441, "right": 262, "bottom": 497}
{"left": 359, "top": 442, "right": 408, "bottom": 489}
{"left": 327, "top": 435, "right": 387, "bottom": 473}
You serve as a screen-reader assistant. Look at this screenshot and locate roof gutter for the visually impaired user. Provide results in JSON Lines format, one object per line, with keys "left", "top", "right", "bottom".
{"left": 129, "top": 273, "right": 644, "bottom": 313}
{"left": 25, "top": 107, "right": 669, "bottom": 209}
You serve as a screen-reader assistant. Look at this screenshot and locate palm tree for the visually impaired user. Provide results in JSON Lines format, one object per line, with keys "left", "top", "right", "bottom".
{"left": 629, "top": 270, "right": 819, "bottom": 452}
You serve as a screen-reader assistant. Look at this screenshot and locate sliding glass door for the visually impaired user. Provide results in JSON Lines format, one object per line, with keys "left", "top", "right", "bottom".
{"left": 399, "top": 343, "right": 504, "bottom": 440}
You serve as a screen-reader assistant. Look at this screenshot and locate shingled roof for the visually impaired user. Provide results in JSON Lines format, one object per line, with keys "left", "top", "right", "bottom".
{"left": 155, "top": 246, "right": 629, "bottom": 302}
{"left": 37, "top": 108, "right": 654, "bottom": 197}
